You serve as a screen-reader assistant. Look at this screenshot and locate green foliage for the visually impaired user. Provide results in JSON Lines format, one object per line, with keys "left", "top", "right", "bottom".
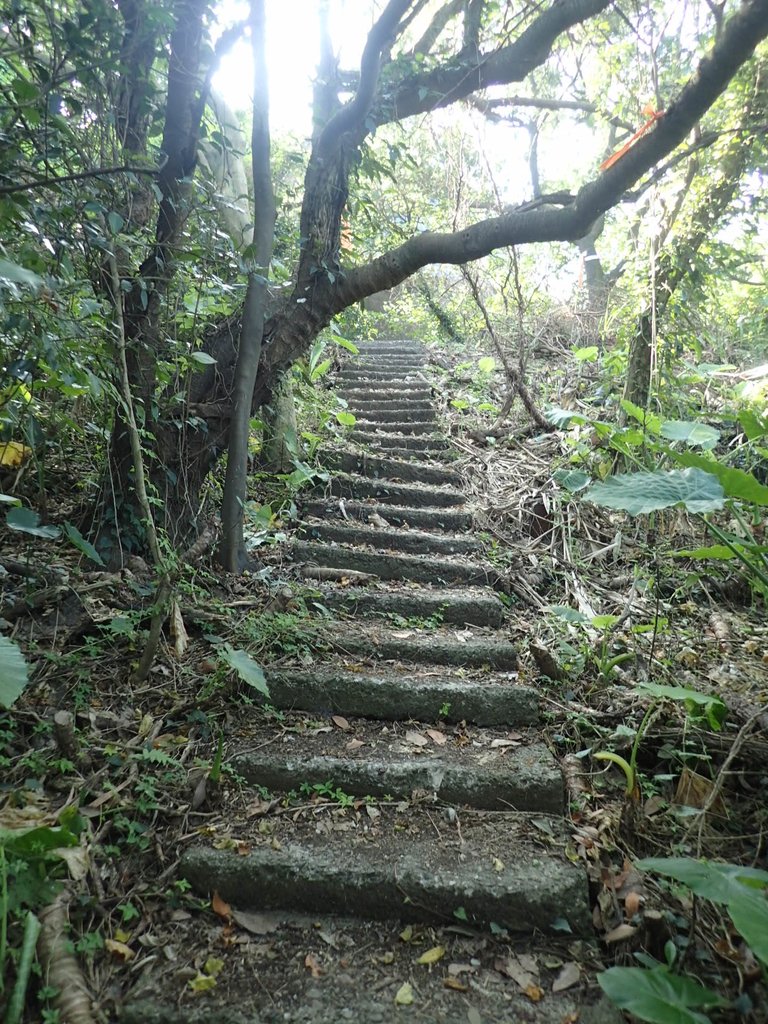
{"left": 0, "top": 638, "right": 29, "bottom": 709}
{"left": 600, "top": 858, "right": 768, "bottom": 1023}
{"left": 584, "top": 468, "right": 725, "bottom": 515}
{"left": 218, "top": 644, "right": 269, "bottom": 698}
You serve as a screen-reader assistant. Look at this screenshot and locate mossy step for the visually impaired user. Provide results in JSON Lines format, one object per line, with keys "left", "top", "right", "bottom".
{"left": 346, "top": 406, "right": 436, "bottom": 423}
{"left": 313, "top": 582, "right": 501, "bottom": 626}
{"left": 263, "top": 666, "right": 535, "bottom": 725}
{"left": 328, "top": 473, "right": 464, "bottom": 507}
{"left": 349, "top": 431, "right": 449, "bottom": 453}
{"left": 352, "top": 419, "right": 440, "bottom": 435}
{"left": 231, "top": 737, "right": 563, "bottom": 812}
{"left": 179, "top": 807, "right": 590, "bottom": 935}
{"left": 327, "top": 621, "right": 517, "bottom": 669}
{"left": 346, "top": 398, "right": 433, "bottom": 411}
{"left": 318, "top": 449, "right": 459, "bottom": 486}
{"left": 300, "top": 520, "right": 478, "bottom": 555}
{"left": 301, "top": 498, "right": 471, "bottom": 532}
{"left": 292, "top": 540, "right": 494, "bottom": 587}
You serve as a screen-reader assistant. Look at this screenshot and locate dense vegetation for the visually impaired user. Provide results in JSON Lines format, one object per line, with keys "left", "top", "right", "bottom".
{"left": 1, "top": 1, "right": 767, "bottom": 1022}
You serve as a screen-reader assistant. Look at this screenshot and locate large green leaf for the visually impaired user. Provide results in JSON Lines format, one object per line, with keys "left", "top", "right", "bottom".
{"left": 659, "top": 421, "right": 720, "bottom": 450}
{"left": 637, "top": 858, "right": 768, "bottom": 903}
{"left": 63, "top": 522, "right": 105, "bottom": 566}
{"left": 598, "top": 965, "right": 723, "bottom": 1024}
{"left": 6, "top": 506, "right": 61, "bottom": 539}
{"left": 584, "top": 469, "right": 724, "bottom": 515}
{"left": 634, "top": 683, "right": 726, "bottom": 731}
{"left": 727, "top": 890, "right": 768, "bottom": 965}
{"left": 219, "top": 644, "right": 270, "bottom": 697}
{"left": 670, "top": 451, "right": 768, "bottom": 505}
{"left": 0, "top": 636, "right": 29, "bottom": 708}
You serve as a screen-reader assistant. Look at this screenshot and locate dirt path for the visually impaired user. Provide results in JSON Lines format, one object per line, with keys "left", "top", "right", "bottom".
{"left": 121, "top": 339, "right": 618, "bottom": 1024}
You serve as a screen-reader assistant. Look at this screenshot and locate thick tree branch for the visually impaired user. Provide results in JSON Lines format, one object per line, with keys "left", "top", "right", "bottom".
{"left": 376, "top": 0, "right": 614, "bottom": 124}
{"left": 471, "top": 94, "right": 635, "bottom": 132}
{"left": 336, "top": 0, "right": 768, "bottom": 308}
{"left": 316, "top": 0, "right": 414, "bottom": 156}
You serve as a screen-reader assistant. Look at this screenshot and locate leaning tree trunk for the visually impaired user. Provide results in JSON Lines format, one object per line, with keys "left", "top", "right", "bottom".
{"left": 623, "top": 60, "right": 765, "bottom": 411}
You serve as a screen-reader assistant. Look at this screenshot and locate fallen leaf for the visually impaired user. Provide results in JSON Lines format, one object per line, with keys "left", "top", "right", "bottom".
{"left": 304, "top": 953, "right": 322, "bottom": 978}
{"left": 366, "top": 804, "right": 381, "bottom": 821}
{"left": 332, "top": 715, "right": 350, "bottom": 731}
{"left": 204, "top": 957, "right": 224, "bottom": 977}
{"left": 394, "top": 981, "right": 414, "bottom": 1005}
{"left": 447, "top": 962, "right": 476, "bottom": 976}
{"left": 426, "top": 729, "right": 447, "bottom": 745}
{"left": 604, "top": 923, "right": 637, "bottom": 943}
{"left": 317, "top": 930, "right": 340, "bottom": 949}
{"left": 468, "top": 1009, "right": 482, "bottom": 1024}
{"left": 105, "top": 938, "right": 135, "bottom": 961}
{"left": 495, "top": 954, "right": 538, "bottom": 990}
{"left": 405, "top": 730, "right": 429, "bottom": 747}
{"left": 170, "top": 598, "right": 188, "bottom": 658}
{"left": 525, "top": 984, "right": 544, "bottom": 1002}
{"left": 492, "top": 857, "right": 504, "bottom": 872}
{"left": 674, "top": 767, "right": 726, "bottom": 813}
{"left": 624, "top": 891, "right": 643, "bottom": 919}
{"left": 443, "top": 976, "right": 468, "bottom": 991}
{"left": 0, "top": 441, "right": 30, "bottom": 467}
{"left": 416, "top": 945, "right": 445, "bottom": 965}
{"left": 188, "top": 972, "right": 216, "bottom": 993}
{"left": 552, "top": 961, "right": 580, "bottom": 992}
{"left": 346, "top": 738, "right": 365, "bottom": 751}
{"left": 211, "top": 890, "right": 231, "bottom": 920}
{"left": 399, "top": 924, "right": 414, "bottom": 942}
{"left": 490, "top": 738, "right": 519, "bottom": 748}
{"left": 231, "top": 910, "right": 281, "bottom": 935}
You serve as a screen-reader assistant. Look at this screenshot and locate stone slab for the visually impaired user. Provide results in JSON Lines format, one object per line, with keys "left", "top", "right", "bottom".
{"left": 300, "top": 520, "right": 479, "bottom": 555}
{"left": 328, "top": 474, "right": 465, "bottom": 507}
{"left": 263, "top": 667, "right": 536, "bottom": 725}
{"left": 301, "top": 499, "right": 472, "bottom": 532}
{"left": 327, "top": 622, "right": 517, "bottom": 669}
{"left": 315, "top": 583, "right": 502, "bottom": 627}
{"left": 345, "top": 406, "right": 436, "bottom": 423}
{"left": 340, "top": 385, "right": 432, "bottom": 400}
{"left": 231, "top": 738, "right": 562, "bottom": 812}
{"left": 346, "top": 398, "right": 433, "bottom": 411}
{"left": 180, "top": 808, "right": 590, "bottom": 935}
{"left": 353, "top": 419, "right": 438, "bottom": 435}
{"left": 292, "top": 540, "right": 494, "bottom": 587}
{"left": 349, "top": 431, "right": 449, "bottom": 452}
{"left": 318, "top": 449, "right": 459, "bottom": 485}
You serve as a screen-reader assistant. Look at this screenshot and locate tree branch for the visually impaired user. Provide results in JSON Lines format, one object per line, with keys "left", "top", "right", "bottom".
{"left": 376, "top": 0, "right": 614, "bottom": 124}
{"left": 335, "top": 0, "right": 768, "bottom": 308}
{"left": 0, "top": 164, "right": 160, "bottom": 196}
{"left": 316, "top": 0, "right": 415, "bottom": 155}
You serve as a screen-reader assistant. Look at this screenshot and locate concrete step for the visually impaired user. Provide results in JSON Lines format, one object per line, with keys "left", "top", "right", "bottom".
{"left": 318, "top": 449, "right": 459, "bottom": 486}
{"left": 300, "top": 520, "right": 478, "bottom": 556}
{"left": 328, "top": 473, "right": 465, "bottom": 507}
{"left": 353, "top": 420, "right": 440, "bottom": 435}
{"left": 340, "top": 386, "right": 433, "bottom": 402}
{"left": 346, "top": 398, "right": 433, "bottom": 412}
{"left": 349, "top": 431, "right": 449, "bottom": 453}
{"left": 339, "top": 376, "right": 430, "bottom": 391}
{"left": 354, "top": 356, "right": 426, "bottom": 368}
{"left": 292, "top": 540, "right": 495, "bottom": 588}
{"left": 313, "top": 582, "right": 502, "bottom": 627}
{"left": 263, "top": 666, "right": 535, "bottom": 725}
{"left": 328, "top": 621, "right": 517, "bottom": 669}
{"left": 231, "top": 732, "right": 563, "bottom": 812}
{"left": 180, "top": 807, "right": 590, "bottom": 935}
{"left": 301, "top": 498, "right": 472, "bottom": 532}
{"left": 346, "top": 406, "right": 436, "bottom": 424}
{"left": 354, "top": 340, "right": 426, "bottom": 353}
{"left": 337, "top": 368, "right": 428, "bottom": 382}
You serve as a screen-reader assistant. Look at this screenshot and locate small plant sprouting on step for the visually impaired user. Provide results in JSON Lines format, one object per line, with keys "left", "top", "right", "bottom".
{"left": 299, "top": 780, "right": 356, "bottom": 808}
{"left": 438, "top": 701, "right": 452, "bottom": 719}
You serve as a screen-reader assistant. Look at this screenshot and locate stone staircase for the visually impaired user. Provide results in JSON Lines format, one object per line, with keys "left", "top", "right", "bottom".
{"left": 123, "top": 340, "right": 607, "bottom": 1024}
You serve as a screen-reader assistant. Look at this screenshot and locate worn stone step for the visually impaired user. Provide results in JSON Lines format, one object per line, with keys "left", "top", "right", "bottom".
{"left": 346, "top": 398, "right": 433, "bottom": 412}
{"left": 355, "top": 340, "right": 426, "bottom": 352}
{"left": 340, "top": 376, "right": 430, "bottom": 391}
{"left": 340, "top": 386, "right": 433, "bottom": 402}
{"left": 180, "top": 807, "right": 590, "bottom": 935}
{"left": 301, "top": 520, "right": 478, "bottom": 555}
{"left": 327, "top": 621, "right": 517, "bottom": 669}
{"left": 354, "top": 357, "right": 426, "bottom": 369}
{"left": 353, "top": 419, "right": 440, "bottom": 436}
{"left": 350, "top": 431, "right": 449, "bottom": 453}
{"left": 318, "top": 449, "right": 459, "bottom": 486}
{"left": 231, "top": 733, "right": 563, "bottom": 812}
{"left": 314, "top": 582, "right": 501, "bottom": 626}
{"left": 347, "top": 406, "right": 436, "bottom": 424}
{"left": 292, "top": 540, "right": 494, "bottom": 588}
{"left": 264, "top": 666, "right": 535, "bottom": 725}
{"left": 328, "top": 473, "right": 464, "bottom": 507}
{"left": 301, "top": 498, "right": 472, "bottom": 532}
